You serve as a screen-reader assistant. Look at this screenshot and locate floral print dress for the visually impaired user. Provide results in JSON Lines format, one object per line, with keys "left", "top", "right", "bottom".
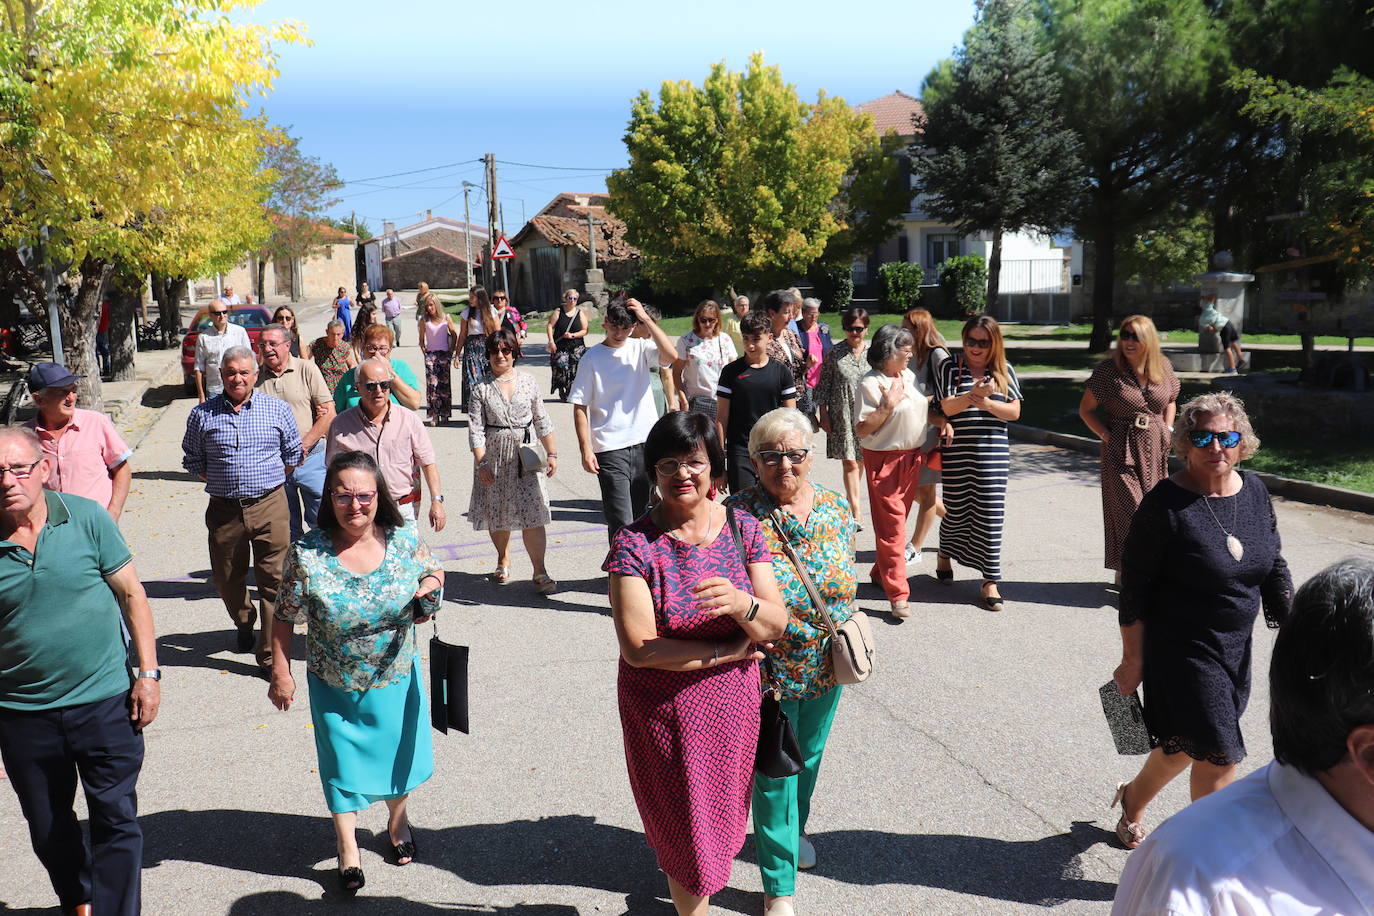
{"left": 310, "top": 337, "right": 353, "bottom": 396}
{"left": 815, "top": 344, "right": 869, "bottom": 460}
{"left": 467, "top": 371, "right": 554, "bottom": 532}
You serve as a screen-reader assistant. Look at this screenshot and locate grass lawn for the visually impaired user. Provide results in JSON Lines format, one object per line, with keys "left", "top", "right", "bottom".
{"left": 1017, "top": 378, "right": 1374, "bottom": 494}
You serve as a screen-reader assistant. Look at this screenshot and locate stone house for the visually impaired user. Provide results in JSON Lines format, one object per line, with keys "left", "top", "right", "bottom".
{"left": 508, "top": 193, "right": 640, "bottom": 311}
{"left": 203, "top": 221, "right": 358, "bottom": 303}
{"left": 855, "top": 90, "right": 1082, "bottom": 322}
{"left": 361, "top": 213, "right": 486, "bottom": 291}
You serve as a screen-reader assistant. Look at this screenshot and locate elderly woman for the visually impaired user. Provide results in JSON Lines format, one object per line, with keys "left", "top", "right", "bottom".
{"left": 815, "top": 306, "right": 870, "bottom": 527}
{"left": 272, "top": 306, "right": 301, "bottom": 357}
{"left": 724, "top": 408, "right": 855, "bottom": 916}
{"left": 308, "top": 319, "right": 357, "bottom": 396}
{"left": 546, "top": 288, "right": 591, "bottom": 400}
{"left": 605, "top": 411, "right": 787, "bottom": 916}
{"left": 936, "top": 315, "right": 1022, "bottom": 611}
{"left": 674, "top": 299, "right": 738, "bottom": 418}
{"left": 902, "top": 308, "right": 953, "bottom": 564}
{"left": 855, "top": 324, "right": 939, "bottom": 619}
{"left": 469, "top": 328, "right": 558, "bottom": 592}
{"left": 332, "top": 324, "right": 423, "bottom": 413}
{"left": 268, "top": 451, "right": 444, "bottom": 895}
{"left": 1079, "top": 315, "right": 1180, "bottom": 582}
{"left": 1110, "top": 392, "right": 1292, "bottom": 850}
{"left": 795, "top": 298, "right": 832, "bottom": 419}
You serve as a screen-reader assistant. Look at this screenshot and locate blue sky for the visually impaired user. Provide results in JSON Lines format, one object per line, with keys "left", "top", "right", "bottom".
{"left": 241, "top": 0, "right": 978, "bottom": 234}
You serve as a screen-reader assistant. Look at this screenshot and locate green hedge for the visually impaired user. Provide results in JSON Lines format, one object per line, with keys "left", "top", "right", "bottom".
{"left": 878, "top": 262, "right": 923, "bottom": 313}
{"left": 939, "top": 254, "right": 988, "bottom": 316}
{"left": 807, "top": 262, "right": 854, "bottom": 312}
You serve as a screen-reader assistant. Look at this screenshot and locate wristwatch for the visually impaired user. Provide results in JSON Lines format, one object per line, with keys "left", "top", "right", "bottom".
{"left": 433, "top": 495, "right": 445, "bottom": 503}
{"left": 136, "top": 669, "right": 162, "bottom": 681}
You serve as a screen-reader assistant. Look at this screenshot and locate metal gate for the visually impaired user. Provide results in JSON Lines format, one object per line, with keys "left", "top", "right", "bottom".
{"left": 531, "top": 247, "right": 562, "bottom": 311}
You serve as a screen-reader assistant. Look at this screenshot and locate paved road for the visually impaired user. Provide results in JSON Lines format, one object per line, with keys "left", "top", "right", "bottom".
{"left": 3, "top": 308, "right": 1372, "bottom": 915}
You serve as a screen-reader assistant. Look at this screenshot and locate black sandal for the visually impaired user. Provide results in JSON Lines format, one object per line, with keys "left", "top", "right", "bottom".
{"left": 935, "top": 567, "right": 953, "bottom": 583}
{"left": 338, "top": 865, "right": 365, "bottom": 896}
{"left": 981, "top": 581, "right": 1004, "bottom": 612}
{"left": 391, "top": 837, "right": 417, "bottom": 866}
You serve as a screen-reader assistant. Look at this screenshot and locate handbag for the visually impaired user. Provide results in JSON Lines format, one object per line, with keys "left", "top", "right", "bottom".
{"left": 428, "top": 614, "right": 469, "bottom": 735}
{"left": 1098, "top": 681, "right": 1151, "bottom": 755}
{"left": 769, "top": 511, "right": 875, "bottom": 685}
{"left": 517, "top": 425, "right": 546, "bottom": 477}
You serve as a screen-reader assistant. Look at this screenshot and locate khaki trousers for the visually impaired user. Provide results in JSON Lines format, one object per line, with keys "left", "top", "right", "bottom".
{"left": 205, "top": 486, "right": 290, "bottom": 665}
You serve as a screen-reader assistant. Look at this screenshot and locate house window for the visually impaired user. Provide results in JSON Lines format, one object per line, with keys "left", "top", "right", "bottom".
{"left": 928, "top": 234, "right": 960, "bottom": 267}
{"left": 851, "top": 260, "right": 868, "bottom": 285}
{"left": 324, "top": 246, "right": 332, "bottom": 260}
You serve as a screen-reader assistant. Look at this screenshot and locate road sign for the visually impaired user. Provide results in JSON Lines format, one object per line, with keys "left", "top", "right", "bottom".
{"left": 491, "top": 235, "right": 516, "bottom": 260}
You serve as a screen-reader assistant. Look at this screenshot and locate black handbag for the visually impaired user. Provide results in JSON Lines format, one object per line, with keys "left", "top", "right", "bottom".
{"left": 756, "top": 656, "right": 804, "bottom": 778}
{"left": 428, "top": 615, "right": 469, "bottom": 735}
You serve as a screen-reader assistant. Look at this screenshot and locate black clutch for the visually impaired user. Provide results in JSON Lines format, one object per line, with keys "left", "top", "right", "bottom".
{"left": 1099, "top": 681, "right": 1151, "bottom": 755}
{"left": 756, "top": 658, "right": 803, "bottom": 778}
{"left": 429, "top": 625, "right": 469, "bottom": 735}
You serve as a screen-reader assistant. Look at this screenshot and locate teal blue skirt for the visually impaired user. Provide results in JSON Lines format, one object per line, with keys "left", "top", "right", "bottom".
{"left": 307, "top": 658, "right": 434, "bottom": 814}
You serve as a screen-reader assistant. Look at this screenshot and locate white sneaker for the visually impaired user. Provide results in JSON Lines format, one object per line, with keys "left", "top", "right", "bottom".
{"left": 798, "top": 833, "right": 816, "bottom": 869}
{"left": 764, "top": 896, "right": 796, "bottom": 916}
{"left": 904, "top": 544, "right": 921, "bottom": 564}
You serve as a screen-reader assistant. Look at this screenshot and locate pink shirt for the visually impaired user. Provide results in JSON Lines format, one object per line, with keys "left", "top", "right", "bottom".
{"left": 801, "top": 326, "right": 824, "bottom": 389}
{"left": 24, "top": 408, "right": 132, "bottom": 510}
{"left": 325, "top": 403, "right": 436, "bottom": 504}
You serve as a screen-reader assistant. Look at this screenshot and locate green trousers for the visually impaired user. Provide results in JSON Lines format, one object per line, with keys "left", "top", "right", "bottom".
{"left": 751, "top": 685, "right": 842, "bottom": 897}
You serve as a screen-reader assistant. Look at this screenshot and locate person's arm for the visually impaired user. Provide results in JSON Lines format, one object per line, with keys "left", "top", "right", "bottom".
{"left": 659, "top": 365, "right": 678, "bottom": 411}
{"left": 422, "top": 462, "right": 445, "bottom": 532}
{"left": 389, "top": 363, "right": 423, "bottom": 410}
{"left": 345, "top": 348, "right": 358, "bottom": 369}
{"left": 546, "top": 315, "right": 557, "bottom": 354}
{"left": 625, "top": 298, "right": 676, "bottom": 366}
{"left": 573, "top": 404, "right": 598, "bottom": 473}
{"left": 1078, "top": 388, "right": 1108, "bottom": 442}
{"left": 715, "top": 397, "right": 730, "bottom": 455}
{"left": 854, "top": 377, "right": 905, "bottom": 439}
{"left": 107, "top": 460, "right": 132, "bottom": 520}
{"left": 1114, "top": 621, "right": 1146, "bottom": 697}
{"left": 301, "top": 401, "right": 335, "bottom": 455}
{"left": 105, "top": 563, "right": 160, "bottom": 728}
{"left": 575, "top": 306, "right": 591, "bottom": 339}
{"left": 1163, "top": 399, "right": 1177, "bottom": 431}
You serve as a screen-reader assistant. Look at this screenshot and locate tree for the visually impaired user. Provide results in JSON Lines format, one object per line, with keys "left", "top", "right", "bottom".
{"left": 1117, "top": 210, "right": 1211, "bottom": 293}
{"left": 1041, "top": 0, "right": 1230, "bottom": 350}
{"left": 919, "top": 58, "right": 957, "bottom": 110}
{"left": 255, "top": 130, "right": 344, "bottom": 302}
{"left": 0, "top": 0, "right": 300, "bottom": 406}
{"left": 914, "top": 0, "right": 1083, "bottom": 313}
{"left": 607, "top": 53, "right": 900, "bottom": 295}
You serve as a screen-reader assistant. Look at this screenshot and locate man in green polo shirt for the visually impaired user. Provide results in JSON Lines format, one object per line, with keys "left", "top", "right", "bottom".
{"left": 0, "top": 426, "right": 159, "bottom": 916}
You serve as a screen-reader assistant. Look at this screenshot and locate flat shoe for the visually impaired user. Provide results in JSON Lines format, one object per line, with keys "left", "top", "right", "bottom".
{"left": 981, "top": 582, "right": 1004, "bottom": 612}
{"left": 533, "top": 574, "right": 557, "bottom": 595}
{"left": 488, "top": 566, "right": 511, "bottom": 585}
{"left": 338, "top": 865, "right": 365, "bottom": 896}
{"left": 798, "top": 832, "right": 816, "bottom": 869}
{"left": 764, "top": 898, "right": 796, "bottom": 916}
{"left": 935, "top": 567, "right": 953, "bottom": 584}
{"left": 890, "top": 601, "right": 910, "bottom": 619}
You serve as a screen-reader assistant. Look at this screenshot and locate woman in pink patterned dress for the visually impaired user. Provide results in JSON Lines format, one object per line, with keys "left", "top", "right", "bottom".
{"left": 604, "top": 411, "right": 788, "bottom": 915}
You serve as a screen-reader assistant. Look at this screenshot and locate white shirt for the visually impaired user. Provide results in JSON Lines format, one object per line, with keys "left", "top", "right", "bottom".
{"left": 855, "top": 368, "right": 929, "bottom": 452}
{"left": 193, "top": 322, "right": 251, "bottom": 396}
{"left": 221, "top": 293, "right": 242, "bottom": 305}
{"left": 567, "top": 337, "right": 658, "bottom": 453}
{"left": 676, "top": 331, "right": 738, "bottom": 399}
{"left": 1113, "top": 761, "right": 1374, "bottom": 916}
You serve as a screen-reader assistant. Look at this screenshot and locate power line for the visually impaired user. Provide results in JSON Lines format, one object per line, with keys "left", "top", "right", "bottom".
{"left": 339, "top": 159, "right": 483, "bottom": 185}
{"left": 495, "top": 158, "right": 619, "bottom": 171}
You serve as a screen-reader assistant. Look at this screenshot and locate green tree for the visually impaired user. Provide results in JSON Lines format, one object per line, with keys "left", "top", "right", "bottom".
{"left": 919, "top": 58, "right": 957, "bottom": 110}
{"left": 940, "top": 254, "right": 989, "bottom": 316}
{"left": 256, "top": 129, "right": 344, "bottom": 301}
{"left": 1117, "top": 210, "right": 1211, "bottom": 292}
{"left": 915, "top": 0, "right": 1083, "bottom": 313}
{"left": 607, "top": 53, "right": 900, "bottom": 294}
{"left": 1042, "top": 0, "right": 1230, "bottom": 350}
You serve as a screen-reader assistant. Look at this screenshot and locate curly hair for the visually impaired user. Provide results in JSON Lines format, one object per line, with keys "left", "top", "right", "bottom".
{"left": 1172, "top": 390, "right": 1261, "bottom": 460}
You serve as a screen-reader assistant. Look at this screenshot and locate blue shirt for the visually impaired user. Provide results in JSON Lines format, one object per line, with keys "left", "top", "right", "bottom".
{"left": 182, "top": 391, "right": 303, "bottom": 499}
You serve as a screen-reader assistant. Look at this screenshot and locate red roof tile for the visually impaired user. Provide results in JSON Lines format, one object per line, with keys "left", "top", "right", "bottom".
{"left": 854, "top": 91, "right": 924, "bottom": 138}
{"left": 514, "top": 211, "right": 639, "bottom": 261}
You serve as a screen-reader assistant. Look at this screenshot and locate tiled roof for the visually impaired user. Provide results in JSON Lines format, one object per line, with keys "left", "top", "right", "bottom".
{"left": 513, "top": 211, "right": 639, "bottom": 261}
{"left": 536, "top": 192, "right": 613, "bottom": 220}
{"left": 854, "top": 90, "right": 924, "bottom": 138}
{"left": 269, "top": 213, "right": 358, "bottom": 243}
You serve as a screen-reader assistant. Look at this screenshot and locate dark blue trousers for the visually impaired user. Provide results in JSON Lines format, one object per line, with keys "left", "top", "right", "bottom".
{"left": 0, "top": 691, "right": 144, "bottom": 914}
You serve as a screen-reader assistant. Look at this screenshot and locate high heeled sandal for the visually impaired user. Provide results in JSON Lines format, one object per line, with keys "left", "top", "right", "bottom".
{"left": 391, "top": 836, "right": 418, "bottom": 866}
{"left": 1111, "top": 780, "right": 1146, "bottom": 849}
{"left": 337, "top": 865, "right": 366, "bottom": 896}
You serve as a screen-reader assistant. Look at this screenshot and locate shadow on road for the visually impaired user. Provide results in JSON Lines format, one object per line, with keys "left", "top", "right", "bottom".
{"left": 141, "top": 382, "right": 189, "bottom": 408}
{"left": 1011, "top": 445, "right": 1096, "bottom": 479}
{"left": 228, "top": 893, "right": 580, "bottom": 914}
{"left": 132, "top": 469, "right": 201, "bottom": 483}
{"left": 156, "top": 629, "right": 289, "bottom": 676}
{"left": 442, "top": 572, "right": 612, "bottom": 618}
{"left": 142, "top": 577, "right": 216, "bottom": 600}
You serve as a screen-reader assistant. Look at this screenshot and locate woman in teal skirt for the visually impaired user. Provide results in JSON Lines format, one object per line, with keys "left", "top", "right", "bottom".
{"left": 269, "top": 450, "right": 444, "bottom": 896}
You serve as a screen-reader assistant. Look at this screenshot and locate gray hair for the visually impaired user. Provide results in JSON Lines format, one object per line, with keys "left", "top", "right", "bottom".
{"left": 259, "top": 323, "right": 289, "bottom": 342}
{"left": 735, "top": 295, "right": 750, "bottom": 308}
{"left": 220, "top": 346, "right": 256, "bottom": 370}
{"left": 1172, "top": 390, "right": 1260, "bottom": 460}
{"left": 781, "top": 288, "right": 802, "bottom": 306}
{"left": 748, "top": 407, "right": 814, "bottom": 457}
{"left": 358, "top": 357, "right": 393, "bottom": 378}
{"left": 326, "top": 319, "right": 345, "bottom": 332}
{"left": 802, "top": 297, "right": 821, "bottom": 312}
{"left": 867, "top": 324, "right": 914, "bottom": 369}
{"left": 0, "top": 425, "right": 44, "bottom": 461}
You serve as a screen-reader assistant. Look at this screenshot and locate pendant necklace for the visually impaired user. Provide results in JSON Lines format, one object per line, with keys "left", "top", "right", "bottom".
{"left": 1201, "top": 490, "right": 1244, "bottom": 561}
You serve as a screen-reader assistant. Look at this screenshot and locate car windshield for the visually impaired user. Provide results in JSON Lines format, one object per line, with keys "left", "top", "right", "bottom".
{"left": 192, "top": 309, "right": 269, "bottom": 332}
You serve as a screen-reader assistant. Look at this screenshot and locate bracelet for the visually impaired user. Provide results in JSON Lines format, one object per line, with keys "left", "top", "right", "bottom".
{"left": 744, "top": 598, "right": 760, "bottom": 622}
{"left": 547, "top": 453, "right": 558, "bottom": 458}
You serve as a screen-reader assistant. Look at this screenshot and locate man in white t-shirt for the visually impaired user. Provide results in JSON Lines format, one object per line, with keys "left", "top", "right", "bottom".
{"left": 568, "top": 298, "right": 677, "bottom": 543}
{"left": 221, "top": 286, "right": 242, "bottom": 305}
{"left": 193, "top": 299, "right": 251, "bottom": 402}
{"left": 1113, "top": 556, "right": 1374, "bottom": 916}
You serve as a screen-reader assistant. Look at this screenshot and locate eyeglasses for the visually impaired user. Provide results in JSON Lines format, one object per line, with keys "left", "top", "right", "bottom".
{"left": 209, "top": 309, "right": 228, "bottom": 316}
{"left": 699, "top": 318, "right": 719, "bottom": 325}
{"left": 362, "top": 380, "right": 392, "bottom": 392}
{"left": 1188, "top": 430, "right": 1243, "bottom": 449}
{"left": 331, "top": 490, "right": 377, "bottom": 507}
{"left": 758, "top": 448, "right": 810, "bottom": 466}
{"left": 363, "top": 344, "right": 391, "bottom": 355}
{"left": 843, "top": 325, "right": 867, "bottom": 333}
{"left": 965, "top": 337, "right": 992, "bottom": 349}
{"left": 492, "top": 347, "right": 515, "bottom": 356}
{"left": 0, "top": 458, "right": 42, "bottom": 479}
{"left": 493, "top": 296, "right": 508, "bottom": 302}
{"left": 653, "top": 457, "right": 709, "bottom": 477}
{"left": 1119, "top": 330, "right": 1140, "bottom": 342}
{"left": 564, "top": 294, "right": 578, "bottom": 300}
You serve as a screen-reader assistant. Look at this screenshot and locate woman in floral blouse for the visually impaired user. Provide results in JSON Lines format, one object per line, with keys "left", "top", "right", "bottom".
{"left": 268, "top": 451, "right": 444, "bottom": 896}
{"left": 724, "top": 407, "right": 857, "bottom": 916}
{"left": 308, "top": 318, "right": 358, "bottom": 395}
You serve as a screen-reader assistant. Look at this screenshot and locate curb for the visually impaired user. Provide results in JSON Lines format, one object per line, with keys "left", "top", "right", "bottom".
{"left": 1008, "top": 423, "right": 1374, "bottom": 516}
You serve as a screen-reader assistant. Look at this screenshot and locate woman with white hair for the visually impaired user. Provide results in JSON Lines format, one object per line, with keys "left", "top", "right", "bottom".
{"left": 1109, "top": 391, "right": 1292, "bottom": 850}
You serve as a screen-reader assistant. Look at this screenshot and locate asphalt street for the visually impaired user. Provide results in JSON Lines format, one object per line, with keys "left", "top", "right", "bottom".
{"left": 3, "top": 304, "right": 1372, "bottom": 915}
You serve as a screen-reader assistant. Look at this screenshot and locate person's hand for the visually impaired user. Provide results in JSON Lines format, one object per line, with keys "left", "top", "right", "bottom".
{"left": 545, "top": 454, "right": 558, "bottom": 478}
{"left": 561, "top": 331, "right": 574, "bottom": 340}
{"left": 717, "top": 630, "right": 767, "bottom": 665}
{"left": 429, "top": 500, "right": 447, "bottom": 533}
{"left": 412, "top": 575, "right": 441, "bottom": 623}
{"left": 451, "top": 356, "right": 461, "bottom": 369}
{"left": 818, "top": 412, "right": 832, "bottom": 434}
{"left": 581, "top": 451, "right": 599, "bottom": 474}
{"left": 1100, "top": 430, "right": 1111, "bottom": 445}
{"left": 695, "top": 576, "right": 748, "bottom": 618}
{"left": 940, "top": 424, "right": 955, "bottom": 447}
{"left": 1113, "top": 658, "right": 1143, "bottom": 697}
{"left": 268, "top": 672, "right": 295, "bottom": 711}
{"left": 129, "top": 678, "right": 160, "bottom": 730}
{"left": 546, "top": 342, "right": 556, "bottom": 355}
{"left": 880, "top": 378, "right": 908, "bottom": 410}
{"left": 477, "top": 462, "right": 496, "bottom": 485}
{"left": 625, "top": 298, "right": 649, "bottom": 324}
{"left": 971, "top": 375, "right": 995, "bottom": 399}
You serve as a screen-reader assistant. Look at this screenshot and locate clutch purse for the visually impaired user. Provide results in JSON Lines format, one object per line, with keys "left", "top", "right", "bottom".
{"left": 1099, "top": 681, "right": 1151, "bottom": 755}
{"left": 517, "top": 426, "right": 546, "bottom": 477}
{"left": 756, "top": 658, "right": 804, "bottom": 778}
{"left": 429, "top": 619, "right": 469, "bottom": 735}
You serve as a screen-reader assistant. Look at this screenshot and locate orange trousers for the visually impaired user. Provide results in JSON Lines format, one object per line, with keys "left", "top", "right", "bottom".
{"left": 863, "top": 448, "right": 926, "bottom": 603}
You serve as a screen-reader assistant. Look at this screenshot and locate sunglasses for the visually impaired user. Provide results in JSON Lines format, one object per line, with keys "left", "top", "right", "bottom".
{"left": 654, "top": 457, "right": 709, "bottom": 476}
{"left": 699, "top": 318, "right": 719, "bottom": 325}
{"left": 758, "top": 448, "right": 810, "bottom": 467}
{"left": 493, "top": 296, "right": 508, "bottom": 302}
{"left": 492, "top": 347, "right": 515, "bottom": 356}
{"left": 844, "top": 325, "right": 867, "bottom": 333}
{"left": 1119, "top": 330, "right": 1140, "bottom": 342}
{"left": 209, "top": 309, "right": 228, "bottom": 316}
{"left": 965, "top": 337, "right": 992, "bottom": 349}
{"left": 363, "top": 344, "right": 391, "bottom": 355}
{"left": 362, "top": 380, "right": 392, "bottom": 392}
{"left": 1188, "top": 430, "right": 1243, "bottom": 449}
{"left": 331, "top": 490, "right": 377, "bottom": 507}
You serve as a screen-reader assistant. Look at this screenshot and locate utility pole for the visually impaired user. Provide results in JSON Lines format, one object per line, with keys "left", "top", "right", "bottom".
{"left": 484, "top": 153, "right": 499, "bottom": 289}
{"left": 462, "top": 182, "right": 476, "bottom": 290}
{"left": 499, "top": 203, "right": 509, "bottom": 294}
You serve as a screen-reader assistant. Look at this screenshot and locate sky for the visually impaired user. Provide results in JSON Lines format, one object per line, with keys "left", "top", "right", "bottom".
{"left": 240, "top": 0, "right": 979, "bottom": 235}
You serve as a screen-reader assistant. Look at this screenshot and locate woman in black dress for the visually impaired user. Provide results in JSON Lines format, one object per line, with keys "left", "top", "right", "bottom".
{"left": 1109, "top": 391, "right": 1292, "bottom": 849}
{"left": 546, "top": 288, "right": 590, "bottom": 400}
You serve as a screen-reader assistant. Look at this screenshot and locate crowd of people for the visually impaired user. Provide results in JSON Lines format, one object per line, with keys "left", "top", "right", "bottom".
{"left": 0, "top": 282, "right": 1369, "bottom": 916}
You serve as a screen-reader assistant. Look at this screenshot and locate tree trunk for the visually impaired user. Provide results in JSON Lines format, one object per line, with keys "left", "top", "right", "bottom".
{"left": 985, "top": 225, "right": 1003, "bottom": 315}
{"left": 106, "top": 270, "right": 140, "bottom": 381}
{"left": 256, "top": 259, "right": 267, "bottom": 303}
{"left": 66, "top": 255, "right": 114, "bottom": 411}
{"left": 0, "top": 247, "right": 46, "bottom": 327}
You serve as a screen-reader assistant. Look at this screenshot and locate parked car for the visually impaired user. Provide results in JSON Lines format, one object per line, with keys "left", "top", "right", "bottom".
{"left": 181, "top": 305, "right": 273, "bottom": 394}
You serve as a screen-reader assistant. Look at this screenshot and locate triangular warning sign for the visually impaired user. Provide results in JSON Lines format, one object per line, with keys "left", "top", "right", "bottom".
{"left": 491, "top": 235, "right": 516, "bottom": 260}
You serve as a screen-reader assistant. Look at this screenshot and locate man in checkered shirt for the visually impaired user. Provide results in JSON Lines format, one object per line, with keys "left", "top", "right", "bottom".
{"left": 182, "top": 346, "right": 302, "bottom": 670}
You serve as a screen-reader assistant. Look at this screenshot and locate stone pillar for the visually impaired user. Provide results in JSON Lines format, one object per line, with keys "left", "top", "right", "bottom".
{"left": 584, "top": 267, "right": 608, "bottom": 308}
{"left": 1194, "top": 252, "right": 1255, "bottom": 333}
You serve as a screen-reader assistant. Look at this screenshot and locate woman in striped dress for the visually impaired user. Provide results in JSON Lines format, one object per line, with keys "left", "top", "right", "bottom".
{"left": 935, "top": 315, "right": 1022, "bottom": 611}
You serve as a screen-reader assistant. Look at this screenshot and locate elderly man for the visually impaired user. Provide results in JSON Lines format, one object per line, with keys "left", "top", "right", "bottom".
{"left": 194, "top": 298, "right": 250, "bottom": 403}
{"left": 182, "top": 347, "right": 301, "bottom": 668}
{"left": 221, "top": 285, "right": 242, "bottom": 305}
{"left": 725, "top": 294, "right": 750, "bottom": 350}
{"left": 381, "top": 287, "right": 404, "bottom": 345}
{"left": 21, "top": 362, "right": 132, "bottom": 520}
{"left": 1113, "top": 556, "right": 1374, "bottom": 915}
{"left": 0, "top": 426, "right": 159, "bottom": 916}
{"left": 331, "top": 324, "right": 423, "bottom": 412}
{"left": 256, "top": 324, "right": 334, "bottom": 540}
{"left": 327, "top": 358, "right": 445, "bottom": 531}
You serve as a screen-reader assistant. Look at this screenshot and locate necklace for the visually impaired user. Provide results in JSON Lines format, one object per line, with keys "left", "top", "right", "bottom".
{"left": 1201, "top": 489, "right": 1244, "bottom": 561}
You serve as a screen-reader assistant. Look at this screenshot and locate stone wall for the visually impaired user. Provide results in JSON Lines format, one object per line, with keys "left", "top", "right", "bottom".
{"left": 383, "top": 248, "right": 468, "bottom": 290}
